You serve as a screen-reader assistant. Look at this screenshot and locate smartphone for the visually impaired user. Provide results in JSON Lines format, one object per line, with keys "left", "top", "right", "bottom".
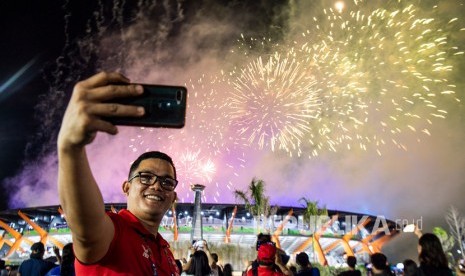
{"left": 193, "top": 240, "right": 205, "bottom": 251}
{"left": 107, "top": 84, "right": 187, "bottom": 128}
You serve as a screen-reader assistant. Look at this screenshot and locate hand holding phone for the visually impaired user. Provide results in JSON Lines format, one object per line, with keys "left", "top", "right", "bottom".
{"left": 193, "top": 240, "right": 206, "bottom": 251}
{"left": 107, "top": 84, "right": 187, "bottom": 128}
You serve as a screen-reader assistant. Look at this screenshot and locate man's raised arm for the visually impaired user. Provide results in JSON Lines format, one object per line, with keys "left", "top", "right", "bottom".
{"left": 57, "top": 72, "right": 144, "bottom": 263}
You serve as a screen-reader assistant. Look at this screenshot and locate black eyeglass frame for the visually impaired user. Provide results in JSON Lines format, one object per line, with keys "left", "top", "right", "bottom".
{"left": 128, "top": 171, "right": 178, "bottom": 191}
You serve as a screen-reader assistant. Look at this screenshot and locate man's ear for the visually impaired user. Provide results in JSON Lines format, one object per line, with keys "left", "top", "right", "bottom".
{"left": 172, "top": 192, "right": 177, "bottom": 204}
{"left": 122, "top": 181, "right": 130, "bottom": 195}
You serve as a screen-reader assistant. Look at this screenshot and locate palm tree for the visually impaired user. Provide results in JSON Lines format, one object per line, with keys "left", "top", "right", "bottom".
{"left": 234, "top": 178, "right": 277, "bottom": 234}
{"left": 299, "top": 197, "right": 328, "bottom": 262}
{"left": 299, "top": 198, "right": 328, "bottom": 231}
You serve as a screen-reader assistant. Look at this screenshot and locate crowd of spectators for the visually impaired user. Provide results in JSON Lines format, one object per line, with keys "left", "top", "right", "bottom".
{"left": 2, "top": 230, "right": 464, "bottom": 275}
{"left": 2, "top": 229, "right": 463, "bottom": 275}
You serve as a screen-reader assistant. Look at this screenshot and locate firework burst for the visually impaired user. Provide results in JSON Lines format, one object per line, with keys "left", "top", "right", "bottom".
{"left": 225, "top": 52, "right": 322, "bottom": 157}
{"left": 177, "top": 149, "right": 216, "bottom": 185}
{"left": 294, "top": 0, "right": 464, "bottom": 155}
{"left": 126, "top": 74, "right": 247, "bottom": 202}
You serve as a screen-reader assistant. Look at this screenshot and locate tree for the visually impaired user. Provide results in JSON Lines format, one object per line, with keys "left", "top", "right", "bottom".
{"left": 445, "top": 206, "right": 465, "bottom": 260}
{"left": 299, "top": 197, "right": 328, "bottom": 262}
{"left": 234, "top": 178, "right": 277, "bottom": 234}
{"left": 299, "top": 197, "right": 328, "bottom": 232}
{"left": 433, "top": 227, "right": 455, "bottom": 253}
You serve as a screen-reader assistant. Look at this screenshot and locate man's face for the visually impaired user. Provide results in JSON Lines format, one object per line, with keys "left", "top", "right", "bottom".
{"left": 124, "top": 158, "right": 177, "bottom": 222}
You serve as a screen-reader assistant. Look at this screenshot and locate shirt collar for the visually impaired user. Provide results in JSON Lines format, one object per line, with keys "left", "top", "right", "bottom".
{"left": 117, "top": 209, "right": 170, "bottom": 247}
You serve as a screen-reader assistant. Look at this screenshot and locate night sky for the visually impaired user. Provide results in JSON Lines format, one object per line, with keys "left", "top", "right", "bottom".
{"left": 1, "top": 0, "right": 465, "bottom": 262}
{"left": 0, "top": 1, "right": 65, "bottom": 210}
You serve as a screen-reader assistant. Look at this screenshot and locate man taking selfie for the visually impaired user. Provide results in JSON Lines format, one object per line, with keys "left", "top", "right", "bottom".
{"left": 57, "top": 72, "right": 179, "bottom": 275}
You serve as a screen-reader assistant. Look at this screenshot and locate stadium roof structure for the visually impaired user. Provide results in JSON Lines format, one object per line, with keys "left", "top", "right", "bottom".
{"left": 0, "top": 203, "right": 400, "bottom": 268}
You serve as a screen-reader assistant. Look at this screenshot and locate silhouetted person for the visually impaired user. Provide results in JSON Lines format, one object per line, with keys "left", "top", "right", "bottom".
{"left": 45, "top": 243, "right": 75, "bottom": 276}
{"left": 418, "top": 233, "right": 452, "bottom": 276}
{"left": 338, "top": 256, "right": 361, "bottom": 276}
{"left": 247, "top": 242, "right": 284, "bottom": 276}
{"left": 184, "top": 250, "right": 213, "bottom": 276}
{"left": 295, "top": 252, "right": 319, "bottom": 276}
{"left": 210, "top": 253, "right": 223, "bottom": 276}
{"left": 223, "top": 263, "right": 233, "bottom": 276}
{"left": 402, "top": 259, "right": 419, "bottom": 276}
{"left": 18, "top": 242, "right": 57, "bottom": 276}
{"left": 0, "top": 259, "right": 7, "bottom": 276}
{"left": 370, "top": 253, "right": 393, "bottom": 276}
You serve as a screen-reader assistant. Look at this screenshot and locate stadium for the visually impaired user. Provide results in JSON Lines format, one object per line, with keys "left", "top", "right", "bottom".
{"left": 0, "top": 202, "right": 400, "bottom": 272}
{"left": 1, "top": 0, "right": 464, "bottom": 274}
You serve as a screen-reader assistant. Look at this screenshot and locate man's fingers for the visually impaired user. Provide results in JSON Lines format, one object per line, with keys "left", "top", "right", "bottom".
{"left": 77, "top": 83, "right": 143, "bottom": 102}
{"left": 73, "top": 71, "right": 143, "bottom": 102}
{"left": 90, "top": 118, "right": 119, "bottom": 136}
{"left": 79, "top": 72, "right": 130, "bottom": 89}
{"left": 58, "top": 72, "right": 144, "bottom": 149}
{"left": 87, "top": 103, "right": 145, "bottom": 118}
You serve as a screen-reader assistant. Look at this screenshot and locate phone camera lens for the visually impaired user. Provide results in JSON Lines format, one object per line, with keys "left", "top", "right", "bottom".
{"left": 176, "top": 90, "right": 182, "bottom": 102}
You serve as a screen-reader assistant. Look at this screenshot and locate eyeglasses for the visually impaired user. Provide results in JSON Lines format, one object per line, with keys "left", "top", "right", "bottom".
{"left": 128, "top": 172, "right": 178, "bottom": 191}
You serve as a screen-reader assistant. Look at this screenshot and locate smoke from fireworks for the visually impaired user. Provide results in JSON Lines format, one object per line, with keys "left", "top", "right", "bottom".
{"left": 2, "top": 0, "right": 463, "bottom": 240}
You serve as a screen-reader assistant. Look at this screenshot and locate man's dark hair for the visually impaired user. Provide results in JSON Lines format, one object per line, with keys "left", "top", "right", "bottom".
{"left": 370, "top": 253, "right": 388, "bottom": 270}
{"left": 256, "top": 233, "right": 272, "bottom": 250}
{"left": 129, "top": 151, "right": 176, "bottom": 179}
{"left": 252, "top": 234, "right": 281, "bottom": 275}
{"left": 30, "top": 242, "right": 45, "bottom": 259}
{"left": 296, "top": 252, "right": 310, "bottom": 267}
{"left": 347, "top": 256, "right": 357, "bottom": 268}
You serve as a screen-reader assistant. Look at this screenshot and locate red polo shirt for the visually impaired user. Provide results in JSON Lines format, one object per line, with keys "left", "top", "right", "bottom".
{"left": 75, "top": 209, "right": 179, "bottom": 276}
